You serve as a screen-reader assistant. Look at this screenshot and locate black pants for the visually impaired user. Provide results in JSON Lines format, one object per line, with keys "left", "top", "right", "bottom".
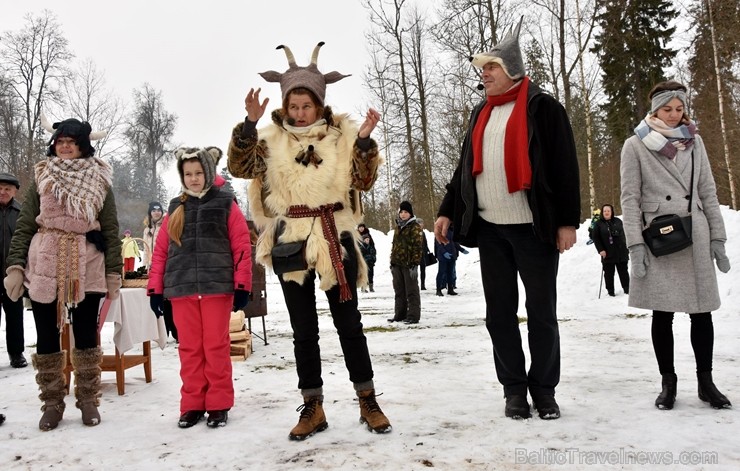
{"left": 32, "top": 293, "right": 104, "bottom": 354}
{"left": 419, "top": 261, "right": 425, "bottom": 288}
{"left": 279, "top": 236, "right": 373, "bottom": 391}
{"left": 652, "top": 311, "right": 714, "bottom": 375}
{"left": 603, "top": 261, "right": 630, "bottom": 294}
{"left": 1, "top": 288, "right": 25, "bottom": 355}
{"left": 391, "top": 265, "right": 421, "bottom": 322}
{"left": 478, "top": 220, "right": 560, "bottom": 398}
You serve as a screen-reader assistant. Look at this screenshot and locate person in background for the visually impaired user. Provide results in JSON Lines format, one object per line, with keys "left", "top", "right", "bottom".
{"left": 143, "top": 201, "right": 177, "bottom": 342}
{"left": 121, "top": 230, "right": 140, "bottom": 273}
{"left": 591, "top": 204, "right": 629, "bottom": 297}
{"left": 434, "top": 18, "right": 580, "bottom": 420}
{"left": 148, "top": 146, "right": 252, "bottom": 429}
{"left": 434, "top": 224, "right": 467, "bottom": 297}
{"left": 621, "top": 80, "right": 731, "bottom": 411}
{"left": 0, "top": 172, "right": 27, "bottom": 368}
{"left": 417, "top": 218, "right": 430, "bottom": 290}
{"left": 388, "top": 201, "right": 423, "bottom": 324}
{"left": 226, "top": 42, "right": 391, "bottom": 440}
{"left": 4, "top": 116, "right": 122, "bottom": 430}
{"left": 357, "top": 223, "right": 376, "bottom": 293}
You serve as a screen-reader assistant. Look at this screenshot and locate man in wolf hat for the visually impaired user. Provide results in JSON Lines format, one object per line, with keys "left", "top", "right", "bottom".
{"left": 434, "top": 18, "right": 581, "bottom": 420}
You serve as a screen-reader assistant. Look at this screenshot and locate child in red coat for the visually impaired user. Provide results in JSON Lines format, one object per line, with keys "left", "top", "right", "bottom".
{"left": 147, "top": 146, "right": 252, "bottom": 428}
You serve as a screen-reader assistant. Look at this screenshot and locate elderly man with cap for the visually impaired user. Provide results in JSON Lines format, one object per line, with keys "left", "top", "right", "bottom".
{"left": 0, "top": 172, "right": 26, "bottom": 368}
{"left": 434, "top": 18, "right": 580, "bottom": 420}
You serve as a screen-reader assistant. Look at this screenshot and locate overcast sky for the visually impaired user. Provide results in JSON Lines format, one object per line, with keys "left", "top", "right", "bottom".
{"left": 1, "top": 1, "right": 377, "bottom": 155}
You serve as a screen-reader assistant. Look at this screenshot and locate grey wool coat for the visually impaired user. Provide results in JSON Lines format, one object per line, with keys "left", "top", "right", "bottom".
{"left": 620, "top": 134, "right": 726, "bottom": 313}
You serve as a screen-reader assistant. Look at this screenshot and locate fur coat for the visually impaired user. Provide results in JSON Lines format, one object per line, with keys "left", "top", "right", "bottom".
{"left": 227, "top": 108, "right": 381, "bottom": 291}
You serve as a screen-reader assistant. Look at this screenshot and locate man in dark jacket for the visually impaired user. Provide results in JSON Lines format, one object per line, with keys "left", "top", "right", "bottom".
{"left": 434, "top": 18, "right": 580, "bottom": 420}
{"left": 388, "top": 201, "right": 423, "bottom": 324}
{"left": 0, "top": 172, "right": 26, "bottom": 368}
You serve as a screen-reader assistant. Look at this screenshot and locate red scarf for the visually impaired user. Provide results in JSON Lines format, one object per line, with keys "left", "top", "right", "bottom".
{"left": 471, "top": 76, "right": 531, "bottom": 192}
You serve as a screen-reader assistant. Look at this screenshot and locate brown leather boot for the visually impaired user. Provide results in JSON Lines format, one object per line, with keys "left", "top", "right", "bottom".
{"left": 71, "top": 347, "right": 103, "bottom": 426}
{"left": 32, "top": 352, "right": 67, "bottom": 431}
{"left": 289, "top": 396, "right": 328, "bottom": 440}
{"left": 357, "top": 389, "right": 392, "bottom": 433}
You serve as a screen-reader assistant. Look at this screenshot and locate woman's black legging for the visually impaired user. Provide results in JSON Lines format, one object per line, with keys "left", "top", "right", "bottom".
{"left": 651, "top": 310, "right": 714, "bottom": 375}
{"left": 32, "top": 293, "right": 104, "bottom": 354}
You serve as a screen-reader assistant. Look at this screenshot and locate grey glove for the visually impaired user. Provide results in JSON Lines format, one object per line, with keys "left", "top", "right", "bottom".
{"left": 711, "top": 240, "right": 730, "bottom": 273}
{"left": 629, "top": 244, "right": 649, "bottom": 278}
{"left": 3, "top": 266, "right": 25, "bottom": 302}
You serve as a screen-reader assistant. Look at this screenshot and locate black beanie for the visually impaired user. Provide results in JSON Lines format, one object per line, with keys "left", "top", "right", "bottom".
{"left": 399, "top": 200, "right": 413, "bottom": 216}
{"left": 46, "top": 118, "right": 95, "bottom": 158}
{"left": 148, "top": 201, "right": 163, "bottom": 215}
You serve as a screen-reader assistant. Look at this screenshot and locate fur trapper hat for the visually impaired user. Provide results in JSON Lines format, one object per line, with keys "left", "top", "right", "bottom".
{"left": 175, "top": 146, "right": 223, "bottom": 193}
{"left": 40, "top": 113, "right": 107, "bottom": 158}
{"left": 259, "top": 42, "right": 350, "bottom": 106}
{"left": 469, "top": 16, "right": 525, "bottom": 80}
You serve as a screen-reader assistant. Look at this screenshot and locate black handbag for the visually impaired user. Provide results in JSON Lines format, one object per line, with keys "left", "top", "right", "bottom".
{"left": 641, "top": 151, "right": 694, "bottom": 257}
{"left": 424, "top": 252, "right": 437, "bottom": 266}
{"left": 271, "top": 240, "right": 308, "bottom": 275}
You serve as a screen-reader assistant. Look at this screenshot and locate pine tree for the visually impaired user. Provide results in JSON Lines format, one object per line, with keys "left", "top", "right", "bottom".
{"left": 591, "top": 0, "right": 678, "bottom": 147}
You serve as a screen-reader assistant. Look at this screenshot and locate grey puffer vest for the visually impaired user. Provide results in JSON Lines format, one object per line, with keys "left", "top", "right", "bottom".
{"left": 163, "top": 187, "right": 236, "bottom": 299}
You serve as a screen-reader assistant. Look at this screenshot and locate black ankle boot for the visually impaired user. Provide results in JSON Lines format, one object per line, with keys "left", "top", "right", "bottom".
{"left": 655, "top": 373, "right": 677, "bottom": 410}
{"left": 697, "top": 371, "right": 731, "bottom": 409}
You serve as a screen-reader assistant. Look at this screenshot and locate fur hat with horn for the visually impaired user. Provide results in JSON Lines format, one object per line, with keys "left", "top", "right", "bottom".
{"left": 259, "top": 41, "right": 350, "bottom": 106}
{"left": 40, "top": 113, "right": 107, "bottom": 158}
{"left": 469, "top": 16, "right": 526, "bottom": 80}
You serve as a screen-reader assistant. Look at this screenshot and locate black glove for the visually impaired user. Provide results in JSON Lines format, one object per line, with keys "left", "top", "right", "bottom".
{"left": 149, "top": 294, "right": 164, "bottom": 318}
{"left": 233, "top": 289, "right": 250, "bottom": 311}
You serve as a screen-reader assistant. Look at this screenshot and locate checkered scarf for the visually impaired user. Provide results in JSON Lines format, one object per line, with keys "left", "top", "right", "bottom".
{"left": 36, "top": 157, "right": 112, "bottom": 224}
{"left": 634, "top": 115, "right": 696, "bottom": 159}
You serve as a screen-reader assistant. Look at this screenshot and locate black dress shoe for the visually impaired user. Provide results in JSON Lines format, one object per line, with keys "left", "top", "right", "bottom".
{"left": 206, "top": 410, "right": 229, "bottom": 428}
{"left": 387, "top": 318, "right": 405, "bottom": 323}
{"left": 403, "top": 319, "right": 419, "bottom": 324}
{"left": 10, "top": 353, "right": 27, "bottom": 368}
{"left": 532, "top": 394, "right": 560, "bottom": 419}
{"left": 178, "top": 410, "right": 205, "bottom": 428}
{"left": 505, "top": 395, "right": 531, "bottom": 419}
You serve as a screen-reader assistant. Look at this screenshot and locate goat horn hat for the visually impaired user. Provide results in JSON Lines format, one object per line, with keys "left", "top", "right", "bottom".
{"left": 258, "top": 41, "right": 350, "bottom": 106}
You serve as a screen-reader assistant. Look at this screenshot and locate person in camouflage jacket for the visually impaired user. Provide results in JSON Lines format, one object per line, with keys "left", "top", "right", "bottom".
{"left": 388, "top": 201, "right": 423, "bottom": 324}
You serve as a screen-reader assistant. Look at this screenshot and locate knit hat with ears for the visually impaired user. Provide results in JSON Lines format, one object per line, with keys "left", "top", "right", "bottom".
{"left": 399, "top": 200, "right": 414, "bottom": 217}
{"left": 469, "top": 16, "right": 525, "bottom": 80}
{"left": 259, "top": 42, "right": 350, "bottom": 106}
{"left": 175, "top": 146, "right": 223, "bottom": 192}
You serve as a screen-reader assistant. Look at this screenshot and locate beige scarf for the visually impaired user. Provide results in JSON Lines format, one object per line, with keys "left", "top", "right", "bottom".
{"left": 36, "top": 157, "right": 112, "bottom": 223}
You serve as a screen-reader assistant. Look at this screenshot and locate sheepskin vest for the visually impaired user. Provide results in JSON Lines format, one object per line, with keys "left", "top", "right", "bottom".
{"left": 163, "top": 187, "right": 235, "bottom": 299}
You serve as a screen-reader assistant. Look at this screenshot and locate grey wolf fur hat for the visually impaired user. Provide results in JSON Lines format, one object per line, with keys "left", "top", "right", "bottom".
{"left": 175, "top": 146, "right": 223, "bottom": 192}
{"left": 259, "top": 42, "right": 350, "bottom": 106}
{"left": 469, "top": 16, "right": 525, "bottom": 80}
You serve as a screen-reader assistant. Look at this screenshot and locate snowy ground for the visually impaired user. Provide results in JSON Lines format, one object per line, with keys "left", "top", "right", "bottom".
{"left": 1, "top": 208, "right": 739, "bottom": 470}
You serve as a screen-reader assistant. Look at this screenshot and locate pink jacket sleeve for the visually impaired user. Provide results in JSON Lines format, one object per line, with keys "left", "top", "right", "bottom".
{"left": 146, "top": 214, "right": 170, "bottom": 295}
{"left": 228, "top": 201, "right": 252, "bottom": 292}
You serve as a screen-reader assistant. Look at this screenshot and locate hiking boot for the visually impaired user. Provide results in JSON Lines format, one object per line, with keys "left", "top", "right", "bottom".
{"left": 504, "top": 394, "right": 531, "bottom": 419}
{"left": 357, "top": 389, "right": 392, "bottom": 433}
{"left": 10, "top": 353, "right": 28, "bottom": 368}
{"left": 697, "top": 371, "right": 731, "bottom": 409}
{"left": 289, "top": 396, "right": 328, "bottom": 440}
{"left": 447, "top": 284, "right": 458, "bottom": 295}
{"left": 369, "top": 284, "right": 374, "bottom": 293}
{"left": 403, "top": 319, "right": 419, "bottom": 324}
{"left": 206, "top": 410, "right": 229, "bottom": 428}
{"left": 436, "top": 289, "right": 444, "bottom": 296}
{"left": 655, "top": 373, "right": 677, "bottom": 410}
{"left": 532, "top": 394, "right": 560, "bottom": 420}
{"left": 178, "top": 410, "right": 205, "bottom": 428}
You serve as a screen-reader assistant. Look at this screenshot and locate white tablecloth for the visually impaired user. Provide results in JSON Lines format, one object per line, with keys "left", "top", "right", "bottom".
{"left": 99, "top": 288, "right": 167, "bottom": 353}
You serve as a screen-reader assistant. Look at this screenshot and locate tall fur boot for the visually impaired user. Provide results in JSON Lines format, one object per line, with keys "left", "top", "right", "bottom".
{"left": 357, "top": 389, "right": 392, "bottom": 433}
{"left": 32, "top": 352, "right": 67, "bottom": 431}
{"left": 71, "top": 347, "right": 103, "bottom": 426}
{"left": 655, "top": 373, "right": 677, "bottom": 410}
{"left": 697, "top": 371, "right": 732, "bottom": 409}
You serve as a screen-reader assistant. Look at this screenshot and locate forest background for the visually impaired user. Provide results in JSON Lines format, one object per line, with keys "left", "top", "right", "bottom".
{"left": 1, "top": 0, "right": 738, "bottom": 234}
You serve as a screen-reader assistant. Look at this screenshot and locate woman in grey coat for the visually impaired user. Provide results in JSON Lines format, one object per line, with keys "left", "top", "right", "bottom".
{"left": 621, "top": 80, "right": 731, "bottom": 411}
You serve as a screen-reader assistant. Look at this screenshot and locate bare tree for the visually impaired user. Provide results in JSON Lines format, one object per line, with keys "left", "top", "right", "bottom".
{"left": 0, "top": 75, "right": 27, "bottom": 176}
{"left": 0, "top": 10, "right": 72, "bottom": 181}
{"left": 62, "top": 58, "right": 127, "bottom": 159}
